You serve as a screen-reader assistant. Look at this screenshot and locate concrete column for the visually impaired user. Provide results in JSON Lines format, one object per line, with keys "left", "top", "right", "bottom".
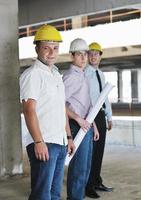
{"left": 131, "top": 70, "right": 138, "bottom": 103}
{"left": 117, "top": 70, "right": 123, "bottom": 102}
{"left": 137, "top": 70, "right": 141, "bottom": 102}
{"left": 72, "top": 16, "right": 82, "bottom": 29}
{"left": 72, "top": 15, "right": 87, "bottom": 29}
{"left": 0, "top": 0, "right": 22, "bottom": 177}
{"left": 81, "top": 16, "right": 88, "bottom": 27}
{"left": 72, "top": 15, "right": 88, "bottom": 29}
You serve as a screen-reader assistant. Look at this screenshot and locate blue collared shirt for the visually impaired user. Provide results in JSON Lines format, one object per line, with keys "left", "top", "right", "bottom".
{"left": 85, "top": 64, "right": 112, "bottom": 121}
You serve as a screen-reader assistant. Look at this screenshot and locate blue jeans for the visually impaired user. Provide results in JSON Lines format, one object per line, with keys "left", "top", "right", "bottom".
{"left": 26, "top": 143, "right": 67, "bottom": 200}
{"left": 67, "top": 119, "right": 93, "bottom": 200}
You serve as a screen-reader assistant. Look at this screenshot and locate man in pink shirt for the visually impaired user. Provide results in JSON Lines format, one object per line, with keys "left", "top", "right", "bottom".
{"left": 63, "top": 38, "right": 99, "bottom": 200}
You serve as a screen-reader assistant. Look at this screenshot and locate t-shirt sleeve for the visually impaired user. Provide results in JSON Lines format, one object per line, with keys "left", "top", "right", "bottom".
{"left": 20, "top": 69, "right": 42, "bottom": 102}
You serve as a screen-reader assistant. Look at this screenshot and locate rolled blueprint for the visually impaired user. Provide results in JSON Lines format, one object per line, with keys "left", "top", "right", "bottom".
{"left": 65, "top": 82, "right": 114, "bottom": 166}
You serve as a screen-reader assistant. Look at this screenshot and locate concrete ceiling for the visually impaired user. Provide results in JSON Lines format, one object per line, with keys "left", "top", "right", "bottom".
{"left": 18, "top": 0, "right": 141, "bottom": 27}
{"left": 20, "top": 45, "right": 141, "bottom": 72}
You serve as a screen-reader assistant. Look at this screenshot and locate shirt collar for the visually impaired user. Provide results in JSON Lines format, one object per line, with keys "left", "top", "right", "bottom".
{"left": 71, "top": 64, "right": 84, "bottom": 74}
{"left": 87, "top": 64, "right": 99, "bottom": 73}
{"left": 36, "top": 59, "right": 58, "bottom": 73}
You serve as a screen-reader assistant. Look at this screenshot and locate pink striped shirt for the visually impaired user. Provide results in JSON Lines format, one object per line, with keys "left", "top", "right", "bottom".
{"left": 63, "top": 65, "right": 91, "bottom": 119}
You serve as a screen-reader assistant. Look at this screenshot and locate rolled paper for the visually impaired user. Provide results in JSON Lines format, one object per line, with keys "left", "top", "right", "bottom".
{"left": 65, "top": 82, "right": 114, "bottom": 166}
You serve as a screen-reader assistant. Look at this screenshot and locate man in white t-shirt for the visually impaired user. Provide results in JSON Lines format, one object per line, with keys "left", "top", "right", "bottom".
{"left": 20, "top": 25, "right": 75, "bottom": 200}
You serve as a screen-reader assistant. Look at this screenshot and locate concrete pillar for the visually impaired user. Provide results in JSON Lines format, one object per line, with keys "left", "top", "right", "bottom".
{"left": 0, "top": 0, "right": 22, "bottom": 177}
{"left": 131, "top": 70, "right": 138, "bottom": 103}
{"left": 117, "top": 70, "right": 123, "bottom": 102}
{"left": 81, "top": 16, "right": 88, "bottom": 27}
{"left": 72, "top": 15, "right": 88, "bottom": 29}
{"left": 72, "top": 16, "right": 82, "bottom": 29}
{"left": 137, "top": 70, "right": 141, "bottom": 102}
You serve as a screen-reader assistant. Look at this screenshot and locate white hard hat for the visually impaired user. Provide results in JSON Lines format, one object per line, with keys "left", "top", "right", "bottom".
{"left": 69, "top": 38, "right": 89, "bottom": 53}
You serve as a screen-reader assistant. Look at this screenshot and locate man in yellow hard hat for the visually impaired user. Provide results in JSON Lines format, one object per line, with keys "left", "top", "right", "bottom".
{"left": 63, "top": 38, "right": 99, "bottom": 200}
{"left": 85, "top": 42, "right": 113, "bottom": 199}
{"left": 20, "top": 24, "right": 75, "bottom": 200}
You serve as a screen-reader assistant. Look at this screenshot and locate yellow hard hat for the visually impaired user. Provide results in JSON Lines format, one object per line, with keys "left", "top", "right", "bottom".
{"left": 34, "top": 24, "right": 62, "bottom": 43}
{"left": 89, "top": 42, "right": 103, "bottom": 53}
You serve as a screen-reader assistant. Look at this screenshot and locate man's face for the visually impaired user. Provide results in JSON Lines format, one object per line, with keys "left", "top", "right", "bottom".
{"left": 88, "top": 50, "right": 101, "bottom": 67}
{"left": 71, "top": 51, "right": 88, "bottom": 69}
{"left": 36, "top": 41, "right": 59, "bottom": 66}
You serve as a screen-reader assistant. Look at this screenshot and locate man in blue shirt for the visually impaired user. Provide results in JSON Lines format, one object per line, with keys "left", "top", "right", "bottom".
{"left": 85, "top": 42, "right": 113, "bottom": 199}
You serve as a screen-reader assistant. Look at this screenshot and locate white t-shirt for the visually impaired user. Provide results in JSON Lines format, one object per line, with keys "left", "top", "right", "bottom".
{"left": 20, "top": 59, "right": 67, "bottom": 146}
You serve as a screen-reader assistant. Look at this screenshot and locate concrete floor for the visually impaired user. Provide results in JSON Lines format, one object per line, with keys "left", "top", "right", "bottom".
{"left": 0, "top": 144, "right": 141, "bottom": 200}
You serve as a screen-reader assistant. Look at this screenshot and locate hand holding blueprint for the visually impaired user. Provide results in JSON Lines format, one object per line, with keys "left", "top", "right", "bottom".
{"left": 65, "top": 82, "right": 114, "bottom": 166}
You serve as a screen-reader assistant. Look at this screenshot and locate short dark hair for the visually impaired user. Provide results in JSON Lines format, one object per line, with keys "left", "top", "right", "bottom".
{"left": 71, "top": 52, "right": 75, "bottom": 56}
{"left": 34, "top": 41, "right": 41, "bottom": 47}
{"left": 99, "top": 51, "right": 103, "bottom": 56}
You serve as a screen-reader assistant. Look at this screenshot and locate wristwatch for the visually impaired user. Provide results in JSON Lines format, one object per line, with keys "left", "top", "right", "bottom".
{"left": 67, "top": 135, "right": 73, "bottom": 140}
